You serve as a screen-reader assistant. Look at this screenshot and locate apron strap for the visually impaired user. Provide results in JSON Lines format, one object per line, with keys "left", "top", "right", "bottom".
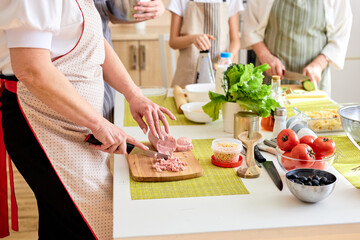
{"left": 0, "top": 78, "right": 19, "bottom": 238}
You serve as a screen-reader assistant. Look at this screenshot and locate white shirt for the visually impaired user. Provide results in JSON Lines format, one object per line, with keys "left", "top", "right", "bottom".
{"left": 241, "top": 0, "right": 353, "bottom": 70}
{"left": 0, "top": 0, "right": 83, "bottom": 75}
{"left": 167, "top": 0, "right": 244, "bottom": 19}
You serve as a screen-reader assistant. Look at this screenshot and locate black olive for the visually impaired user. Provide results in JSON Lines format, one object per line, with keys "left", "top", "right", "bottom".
{"left": 312, "top": 175, "right": 321, "bottom": 181}
{"left": 311, "top": 179, "right": 320, "bottom": 186}
{"left": 320, "top": 177, "right": 328, "bottom": 184}
{"left": 299, "top": 176, "right": 308, "bottom": 182}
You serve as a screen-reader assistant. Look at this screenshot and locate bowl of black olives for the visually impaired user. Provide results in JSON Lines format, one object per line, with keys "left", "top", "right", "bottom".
{"left": 285, "top": 168, "right": 337, "bottom": 203}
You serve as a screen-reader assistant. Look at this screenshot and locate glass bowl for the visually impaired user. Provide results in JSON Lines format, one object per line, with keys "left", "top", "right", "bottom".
{"left": 275, "top": 147, "right": 336, "bottom": 172}
{"left": 292, "top": 107, "right": 342, "bottom": 133}
{"left": 140, "top": 87, "right": 168, "bottom": 106}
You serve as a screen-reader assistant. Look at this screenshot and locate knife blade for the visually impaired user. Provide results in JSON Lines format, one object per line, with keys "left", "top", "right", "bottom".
{"left": 85, "top": 134, "right": 170, "bottom": 159}
{"left": 254, "top": 145, "right": 283, "bottom": 191}
{"left": 284, "top": 71, "right": 309, "bottom": 82}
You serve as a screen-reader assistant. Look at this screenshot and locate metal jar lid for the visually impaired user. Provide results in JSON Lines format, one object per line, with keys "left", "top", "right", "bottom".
{"left": 275, "top": 107, "right": 287, "bottom": 116}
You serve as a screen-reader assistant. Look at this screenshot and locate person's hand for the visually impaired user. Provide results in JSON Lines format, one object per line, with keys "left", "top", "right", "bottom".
{"left": 128, "top": 95, "right": 176, "bottom": 140}
{"left": 133, "top": 0, "right": 165, "bottom": 21}
{"left": 302, "top": 54, "right": 328, "bottom": 90}
{"left": 89, "top": 119, "right": 148, "bottom": 154}
{"left": 302, "top": 64, "right": 322, "bottom": 89}
{"left": 193, "top": 34, "right": 215, "bottom": 51}
{"left": 259, "top": 53, "right": 285, "bottom": 78}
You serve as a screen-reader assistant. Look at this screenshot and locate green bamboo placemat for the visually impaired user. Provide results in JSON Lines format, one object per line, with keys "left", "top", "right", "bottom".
{"left": 328, "top": 135, "right": 360, "bottom": 189}
{"left": 129, "top": 139, "right": 249, "bottom": 200}
{"left": 285, "top": 99, "right": 340, "bottom": 118}
{"left": 124, "top": 97, "right": 202, "bottom": 126}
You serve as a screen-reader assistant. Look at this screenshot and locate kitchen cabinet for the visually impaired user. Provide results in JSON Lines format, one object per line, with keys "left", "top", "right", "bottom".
{"left": 110, "top": 25, "right": 174, "bottom": 87}
{"left": 112, "top": 40, "right": 163, "bottom": 87}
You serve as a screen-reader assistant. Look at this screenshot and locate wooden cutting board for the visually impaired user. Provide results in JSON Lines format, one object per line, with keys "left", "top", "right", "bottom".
{"left": 127, "top": 151, "right": 203, "bottom": 182}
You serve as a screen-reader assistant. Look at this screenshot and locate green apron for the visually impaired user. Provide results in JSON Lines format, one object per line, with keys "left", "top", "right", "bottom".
{"left": 258, "top": 0, "right": 330, "bottom": 94}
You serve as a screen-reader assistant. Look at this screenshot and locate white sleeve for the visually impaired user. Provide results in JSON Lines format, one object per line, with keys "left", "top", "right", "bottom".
{"left": 241, "top": 0, "right": 274, "bottom": 49}
{"left": 322, "top": 0, "right": 353, "bottom": 70}
{"left": 228, "top": 0, "right": 244, "bottom": 18}
{"left": 167, "top": 0, "right": 184, "bottom": 17}
{"left": 0, "top": 0, "right": 63, "bottom": 50}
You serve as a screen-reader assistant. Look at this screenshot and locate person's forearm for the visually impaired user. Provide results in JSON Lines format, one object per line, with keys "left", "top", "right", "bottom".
{"left": 10, "top": 48, "right": 103, "bottom": 131}
{"left": 311, "top": 54, "right": 329, "bottom": 71}
{"left": 169, "top": 34, "right": 197, "bottom": 50}
{"left": 101, "top": 39, "right": 142, "bottom": 103}
{"left": 228, "top": 13, "right": 240, "bottom": 61}
{"left": 229, "top": 39, "right": 240, "bottom": 61}
{"left": 252, "top": 41, "right": 273, "bottom": 64}
{"left": 169, "top": 12, "right": 196, "bottom": 50}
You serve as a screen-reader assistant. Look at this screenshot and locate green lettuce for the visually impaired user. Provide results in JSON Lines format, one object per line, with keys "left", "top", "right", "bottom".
{"left": 202, "top": 63, "right": 280, "bottom": 120}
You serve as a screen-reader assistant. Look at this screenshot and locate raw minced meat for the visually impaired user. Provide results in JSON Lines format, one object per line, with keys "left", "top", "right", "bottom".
{"left": 153, "top": 156, "right": 187, "bottom": 172}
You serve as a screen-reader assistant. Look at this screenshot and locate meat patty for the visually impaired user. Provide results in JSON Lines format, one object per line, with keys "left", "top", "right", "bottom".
{"left": 148, "top": 128, "right": 177, "bottom": 155}
{"left": 176, "top": 137, "right": 193, "bottom": 152}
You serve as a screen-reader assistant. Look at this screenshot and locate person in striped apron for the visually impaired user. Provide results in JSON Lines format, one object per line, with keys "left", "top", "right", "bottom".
{"left": 94, "top": 0, "right": 166, "bottom": 123}
{"left": 0, "top": 0, "right": 175, "bottom": 239}
{"left": 168, "top": 0, "right": 243, "bottom": 87}
{"left": 242, "top": 0, "right": 352, "bottom": 95}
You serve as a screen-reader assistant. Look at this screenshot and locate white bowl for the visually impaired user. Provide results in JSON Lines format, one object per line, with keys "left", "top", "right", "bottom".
{"left": 180, "top": 102, "right": 212, "bottom": 123}
{"left": 185, "top": 83, "right": 215, "bottom": 102}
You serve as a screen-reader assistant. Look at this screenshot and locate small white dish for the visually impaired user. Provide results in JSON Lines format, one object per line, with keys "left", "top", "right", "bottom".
{"left": 185, "top": 83, "right": 215, "bottom": 102}
{"left": 180, "top": 102, "right": 212, "bottom": 123}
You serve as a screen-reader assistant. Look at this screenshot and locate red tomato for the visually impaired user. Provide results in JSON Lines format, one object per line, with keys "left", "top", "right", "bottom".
{"left": 281, "top": 151, "right": 296, "bottom": 171}
{"left": 277, "top": 129, "right": 300, "bottom": 151}
{"left": 291, "top": 144, "right": 315, "bottom": 168}
{"left": 300, "top": 135, "right": 316, "bottom": 148}
{"left": 312, "top": 137, "right": 336, "bottom": 157}
{"left": 312, "top": 156, "right": 326, "bottom": 170}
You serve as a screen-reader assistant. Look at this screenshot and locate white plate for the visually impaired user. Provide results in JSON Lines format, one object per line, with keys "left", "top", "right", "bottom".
{"left": 180, "top": 102, "right": 212, "bottom": 123}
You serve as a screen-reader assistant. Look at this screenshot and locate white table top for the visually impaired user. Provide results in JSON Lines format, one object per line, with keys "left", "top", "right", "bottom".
{"left": 113, "top": 93, "right": 360, "bottom": 239}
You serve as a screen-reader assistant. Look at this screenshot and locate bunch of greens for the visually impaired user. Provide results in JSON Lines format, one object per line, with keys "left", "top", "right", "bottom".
{"left": 202, "top": 63, "right": 280, "bottom": 120}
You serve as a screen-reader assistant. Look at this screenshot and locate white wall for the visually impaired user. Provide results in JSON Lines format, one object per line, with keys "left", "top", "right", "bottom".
{"left": 331, "top": 0, "right": 360, "bottom": 104}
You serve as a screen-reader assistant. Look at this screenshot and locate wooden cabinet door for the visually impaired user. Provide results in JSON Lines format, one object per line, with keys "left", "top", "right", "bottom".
{"left": 138, "top": 40, "right": 163, "bottom": 87}
{"left": 112, "top": 40, "right": 140, "bottom": 86}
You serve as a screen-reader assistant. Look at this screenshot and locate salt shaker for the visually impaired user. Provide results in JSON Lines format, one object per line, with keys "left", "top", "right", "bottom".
{"left": 272, "top": 107, "right": 287, "bottom": 138}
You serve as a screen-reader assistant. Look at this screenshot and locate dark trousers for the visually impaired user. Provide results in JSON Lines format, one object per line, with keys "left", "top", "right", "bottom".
{"left": 0, "top": 83, "right": 96, "bottom": 240}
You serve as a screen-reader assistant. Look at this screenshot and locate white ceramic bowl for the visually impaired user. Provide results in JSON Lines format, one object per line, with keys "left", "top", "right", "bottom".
{"left": 185, "top": 83, "right": 215, "bottom": 102}
{"left": 180, "top": 102, "right": 212, "bottom": 123}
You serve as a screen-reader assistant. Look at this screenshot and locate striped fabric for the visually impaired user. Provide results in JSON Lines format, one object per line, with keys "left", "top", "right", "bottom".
{"left": 204, "top": 2, "right": 220, "bottom": 64}
{"left": 259, "top": 0, "right": 330, "bottom": 93}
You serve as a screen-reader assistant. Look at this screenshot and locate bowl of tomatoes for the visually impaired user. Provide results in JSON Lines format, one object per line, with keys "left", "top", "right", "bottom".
{"left": 275, "top": 129, "right": 337, "bottom": 172}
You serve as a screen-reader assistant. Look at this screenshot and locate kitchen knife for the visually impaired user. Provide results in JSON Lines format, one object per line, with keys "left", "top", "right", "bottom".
{"left": 254, "top": 145, "right": 283, "bottom": 191}
{"left": 85, "top": 134, "right": 170, "bottom": 159}
{"left": 283, "top": 71, "right": 309, "bottom": 82}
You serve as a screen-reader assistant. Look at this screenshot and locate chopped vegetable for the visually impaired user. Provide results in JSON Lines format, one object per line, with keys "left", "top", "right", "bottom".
{"left": 202, "top": 63, "right": 280, "bottom": 120}
{"left": 302, "top": 80, "right": 315, "bottom": 91}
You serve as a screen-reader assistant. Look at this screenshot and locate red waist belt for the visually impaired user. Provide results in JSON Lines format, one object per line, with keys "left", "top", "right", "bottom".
{"left": 0, "top": 79, "right": 18, "bottom": 238}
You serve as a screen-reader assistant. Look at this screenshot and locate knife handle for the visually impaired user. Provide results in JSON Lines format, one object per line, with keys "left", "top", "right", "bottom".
{"left": 85, "top": 134, "right": 135, "bottom": 154}
{"left": 254, "top": 145, "right": 266, "bottom": 163}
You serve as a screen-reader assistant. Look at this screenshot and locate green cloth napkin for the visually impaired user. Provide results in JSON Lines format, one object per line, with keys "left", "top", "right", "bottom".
{"left": 285, "top": 99, "right": 340, "bottom": 118}
{"left": 328, "top": 135, "right": 360, "bottom": 189}
{"left": 129, "top": 139, "right": 249, "bottom": 200}
{"left": 124, "top": 97, "right": 203, "bottom": 126}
